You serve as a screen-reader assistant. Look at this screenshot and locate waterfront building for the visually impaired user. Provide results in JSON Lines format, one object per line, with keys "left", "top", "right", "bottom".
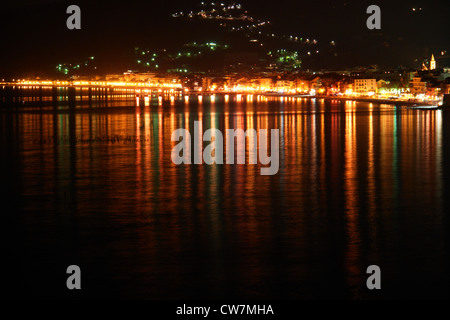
{"left": 354, "top": 79, "right": 377, "bottom": 95}
{"left": 410, "top": 77, "right": 427, "bottom": 95}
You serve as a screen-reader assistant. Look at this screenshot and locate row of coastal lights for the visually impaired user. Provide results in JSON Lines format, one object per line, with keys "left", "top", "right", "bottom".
{"left": 15, "top": 80, "right": 182, "bottom": 88}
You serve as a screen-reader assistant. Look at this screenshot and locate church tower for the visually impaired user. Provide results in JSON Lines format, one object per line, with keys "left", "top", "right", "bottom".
{"left": 430, "top": 54, "right": 436, "bottom": 70}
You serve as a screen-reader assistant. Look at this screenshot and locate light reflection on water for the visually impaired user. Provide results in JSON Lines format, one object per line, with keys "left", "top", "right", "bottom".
{"left": 1, "top": 93, "right": 450, "bottom": 299}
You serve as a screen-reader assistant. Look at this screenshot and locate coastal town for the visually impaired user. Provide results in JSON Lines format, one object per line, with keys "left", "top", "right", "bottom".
{"left": 106, "top": 53, "right": 450, "bottom": 105}
{"left": 5, "top": 53, "right": 450, "bottom": 107}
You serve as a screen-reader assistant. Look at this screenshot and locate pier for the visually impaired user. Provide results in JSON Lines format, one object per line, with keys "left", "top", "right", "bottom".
{"left": 0, "top": 80, "right": 183, "bottom": 106}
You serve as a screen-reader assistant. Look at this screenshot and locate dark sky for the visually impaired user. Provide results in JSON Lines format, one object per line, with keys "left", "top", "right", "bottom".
{"left": 0, "top": 0, "right": 449, "bottom": 77}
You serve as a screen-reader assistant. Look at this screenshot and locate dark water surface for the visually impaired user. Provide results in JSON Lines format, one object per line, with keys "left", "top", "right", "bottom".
{"left": 2, "top": 92, "right": 450, "bottom": 299}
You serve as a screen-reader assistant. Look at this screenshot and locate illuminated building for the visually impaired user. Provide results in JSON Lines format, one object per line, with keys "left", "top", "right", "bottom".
{"left": 275, "top": 80, "right": 295, "bottom": 92}
{"left": 106, "top": 74, "right": 125, "bottom": 81}
{"left": 422, "top": 62, "right": 428, "bottom": 71}
{"left": 123, "top": 72, "right": 156, "bottom": 82}
{"left": 354, "top": 79, "right": 377, "bottom": 95}
{"left": 410, "top": 77, "right": 427, "bottom": 95}
{"left": 430, "top": 54, "right": 436, "bottom": 70}
{"left": 202, "top": 77, "right": 213, "bottom": 91}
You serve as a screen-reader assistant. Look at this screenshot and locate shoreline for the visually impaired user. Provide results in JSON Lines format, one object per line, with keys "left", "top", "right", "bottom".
{"left": 191, "top": 91, "right": 439, "bottom": 107}
{"left": 312, "top": 95, "right": 437, "bottom": 107}
{"left": 0, "top": 84, "right": 442, "bottom": 107}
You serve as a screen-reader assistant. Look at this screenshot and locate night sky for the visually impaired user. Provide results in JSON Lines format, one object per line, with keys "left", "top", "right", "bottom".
{"left": 1, "top": 0, "right": 449, "bottom": 77}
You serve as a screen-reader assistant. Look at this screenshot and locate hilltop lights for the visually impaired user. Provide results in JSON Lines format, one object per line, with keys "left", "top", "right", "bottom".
{"left": 55, "top": 56, "right": 95, "bottom": 75}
